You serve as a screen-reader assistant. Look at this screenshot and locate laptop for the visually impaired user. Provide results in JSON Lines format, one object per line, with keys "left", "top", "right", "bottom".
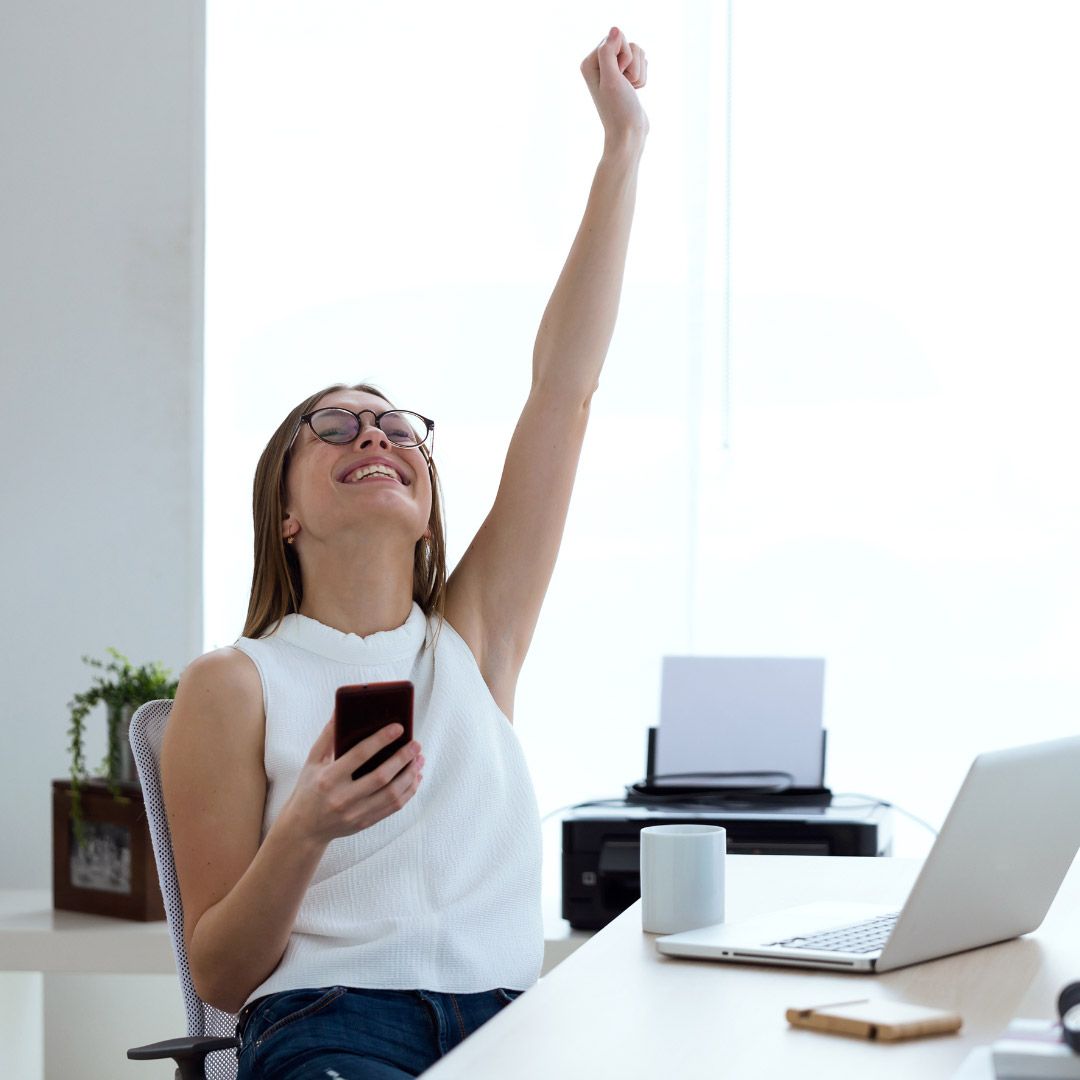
{"left": 655, "top": 735, "right": 1080, "bottom": 973}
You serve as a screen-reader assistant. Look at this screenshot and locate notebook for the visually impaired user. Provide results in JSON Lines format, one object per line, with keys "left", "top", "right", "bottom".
{"left": 656, "top": 736, "right": 1080, "bottom": 973}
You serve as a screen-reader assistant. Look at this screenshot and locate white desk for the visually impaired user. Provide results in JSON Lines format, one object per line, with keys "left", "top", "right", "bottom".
{"left": 423, "top": 853, "right": 1080, "bottom": 1080}
{"left": 0, "top": 890, "right": 586, "bottom": 1079}
{"left": 0, "top": 889, "right": 584, "bottom": 975}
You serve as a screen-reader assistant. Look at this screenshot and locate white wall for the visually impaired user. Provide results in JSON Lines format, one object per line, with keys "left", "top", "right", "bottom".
{"left": 0, "top": 1, "right": 204, "bottom": 889}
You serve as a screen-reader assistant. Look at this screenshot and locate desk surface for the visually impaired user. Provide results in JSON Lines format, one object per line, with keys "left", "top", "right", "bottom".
{"left": 1, "top": 817, "right": 583, "bottom": 976}
{"left": 0, "top": 889, "right": 585, "bottom": 976}
{"left": 0, "top": 889, "right": 177, "bottom": 974}
{"left": 424, "top": 853, "right": 1080, "bottom": 1080}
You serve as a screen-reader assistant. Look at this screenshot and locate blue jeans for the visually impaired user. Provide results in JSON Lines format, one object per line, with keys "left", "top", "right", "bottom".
{"left": 234, "top": 984, "right": 526, "bottom": 1079}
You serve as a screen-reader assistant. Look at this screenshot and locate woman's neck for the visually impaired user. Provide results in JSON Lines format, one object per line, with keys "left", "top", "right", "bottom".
{"left": 296, "top": 537, "right": 415, "bottom": 638}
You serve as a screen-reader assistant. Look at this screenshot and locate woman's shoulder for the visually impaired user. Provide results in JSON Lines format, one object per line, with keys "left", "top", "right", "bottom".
{"left": 182, "top": 645, "right": 262, "bottom": 692}
{"left": 171, "top": 647, "right": 265, "bottom": 737}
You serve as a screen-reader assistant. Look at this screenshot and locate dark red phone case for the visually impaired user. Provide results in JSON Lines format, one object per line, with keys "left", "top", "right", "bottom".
{"left": 334, "top": 681, "right": 414, "bottom": 782}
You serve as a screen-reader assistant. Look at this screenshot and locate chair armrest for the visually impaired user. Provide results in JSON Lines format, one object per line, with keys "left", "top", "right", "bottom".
{"left": 128, "top": 1035, "right": 240, "bottom": 1080}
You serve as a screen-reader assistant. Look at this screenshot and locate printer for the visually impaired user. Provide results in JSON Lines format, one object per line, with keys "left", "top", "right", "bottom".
{"left": 562, "top": 799, "right": 891, "bottom": 930}
{"left": 561, "top": 727, "right": 892, "bottom": 930}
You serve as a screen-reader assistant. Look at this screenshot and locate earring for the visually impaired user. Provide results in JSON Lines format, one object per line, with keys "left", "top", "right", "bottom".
{"left": 286, "top": 535, "right": 295, "bottom": 546}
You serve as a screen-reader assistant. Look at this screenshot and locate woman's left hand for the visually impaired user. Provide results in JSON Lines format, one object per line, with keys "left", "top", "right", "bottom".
{"left": 580, "top": 27, "right": 649, "bottom": 146}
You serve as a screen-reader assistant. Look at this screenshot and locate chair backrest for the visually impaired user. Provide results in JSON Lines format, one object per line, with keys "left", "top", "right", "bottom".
{"left": 130, "top": 700, "right": 239, "bottom": 1080}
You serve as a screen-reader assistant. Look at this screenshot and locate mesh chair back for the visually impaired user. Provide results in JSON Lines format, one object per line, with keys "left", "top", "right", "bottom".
{"left": 130, "top": 700, "right": 240, "bottom": 1080}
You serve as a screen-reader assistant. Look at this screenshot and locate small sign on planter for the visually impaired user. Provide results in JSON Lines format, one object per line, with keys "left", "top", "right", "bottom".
{"left": 52, "top": 779, "right": 165, "bottom": 921}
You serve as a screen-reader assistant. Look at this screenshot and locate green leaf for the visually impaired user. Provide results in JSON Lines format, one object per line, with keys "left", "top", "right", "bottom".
{"left": 66, "top": 649, "right": 180, "bottom": 848}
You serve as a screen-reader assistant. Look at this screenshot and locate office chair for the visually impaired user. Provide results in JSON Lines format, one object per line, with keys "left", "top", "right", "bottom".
{"left": 126, "top": 699, "right": 241, "bottom": 1080}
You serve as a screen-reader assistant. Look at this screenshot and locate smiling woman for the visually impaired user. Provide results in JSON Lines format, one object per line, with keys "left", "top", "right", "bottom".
{"left": 242, "top": 383, "right": 447, "bottom": 646}
{"left": 172, "top": 22, "right": 651, "bottom": 1079}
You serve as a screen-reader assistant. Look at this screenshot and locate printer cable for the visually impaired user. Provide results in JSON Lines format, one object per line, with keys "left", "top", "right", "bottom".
{"left": 829, "top": 793, "right": 939, "bottom": 838}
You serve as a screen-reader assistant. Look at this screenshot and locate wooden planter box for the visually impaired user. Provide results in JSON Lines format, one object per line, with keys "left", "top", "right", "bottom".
{"left": 52, "top": 778, "right": 165, "bottom": 921}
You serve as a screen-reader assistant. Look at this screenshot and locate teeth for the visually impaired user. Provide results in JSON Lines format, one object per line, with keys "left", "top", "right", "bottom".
{"left": 344, "top": 465, "right": 399, "bottom": 483}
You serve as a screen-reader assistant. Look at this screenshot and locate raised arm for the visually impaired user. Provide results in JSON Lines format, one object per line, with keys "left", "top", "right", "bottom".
{"left": 532, "top": 26, "right": 649, "bottom": 399}
{"left": 445, "top": 28, "right": 648, "bottom": 719}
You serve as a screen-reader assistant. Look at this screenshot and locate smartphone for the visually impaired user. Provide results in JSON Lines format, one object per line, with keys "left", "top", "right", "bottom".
{"left": 334, "top": 681, "right": 414, "bottom": 782}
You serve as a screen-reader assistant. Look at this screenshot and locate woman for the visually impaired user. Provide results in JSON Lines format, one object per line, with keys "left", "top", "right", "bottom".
{"left": 163, "top": 27, "right": 648, "bottom": 1079}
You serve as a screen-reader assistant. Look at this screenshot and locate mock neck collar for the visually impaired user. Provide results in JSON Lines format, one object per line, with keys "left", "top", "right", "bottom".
{"left": 267, "top": 602, "right": 427, "bottom": 665}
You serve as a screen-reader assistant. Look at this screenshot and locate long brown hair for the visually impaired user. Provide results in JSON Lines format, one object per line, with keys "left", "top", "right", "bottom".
{"left": 241, "top": 382, "right": 447, "bottom": 647}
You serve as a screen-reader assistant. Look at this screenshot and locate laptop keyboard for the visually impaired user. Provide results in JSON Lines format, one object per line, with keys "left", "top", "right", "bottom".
{"left": 766, "top": 911, "right": 900, "bottom": 954}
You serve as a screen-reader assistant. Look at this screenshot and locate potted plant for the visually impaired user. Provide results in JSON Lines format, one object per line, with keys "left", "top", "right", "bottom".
{"left": 65, "top": 647, "right": 179, "bottom": 849}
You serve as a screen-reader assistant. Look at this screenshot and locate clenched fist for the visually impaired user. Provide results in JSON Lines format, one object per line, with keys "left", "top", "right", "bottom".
{"left": 581, "top": 27, "right": 649, "bottom": 146}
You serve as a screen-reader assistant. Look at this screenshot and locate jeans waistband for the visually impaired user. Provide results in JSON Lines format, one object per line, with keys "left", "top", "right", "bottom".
{"left": 235, "top": 994, "right": 272, "bottom": 1038}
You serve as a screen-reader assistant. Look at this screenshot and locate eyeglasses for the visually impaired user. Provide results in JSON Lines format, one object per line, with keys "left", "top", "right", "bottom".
{"left": 287, "top": 408, "right": 435, "bottom": 455}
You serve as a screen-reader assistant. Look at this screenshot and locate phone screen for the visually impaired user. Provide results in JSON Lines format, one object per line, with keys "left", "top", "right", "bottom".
{"left": 334, "top": 681, "right": 414, "bottom": 782}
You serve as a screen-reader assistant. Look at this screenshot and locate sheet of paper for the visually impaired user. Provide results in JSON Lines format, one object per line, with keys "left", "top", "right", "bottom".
{"left": 654, "top": 657, "right": 825, "bottom": 788}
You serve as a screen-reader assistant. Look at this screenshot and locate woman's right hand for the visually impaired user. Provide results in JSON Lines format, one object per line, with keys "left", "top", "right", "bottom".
{"left": 280, "top": 717, "right": 425, "bottom": 846}
{"left": 580, "top": 27, "right": 649, "bottom": 146}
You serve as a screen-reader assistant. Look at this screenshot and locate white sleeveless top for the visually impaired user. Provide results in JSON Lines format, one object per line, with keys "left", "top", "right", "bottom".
{"left": 231, "top": 603, "right": 544, "bottom": 1004}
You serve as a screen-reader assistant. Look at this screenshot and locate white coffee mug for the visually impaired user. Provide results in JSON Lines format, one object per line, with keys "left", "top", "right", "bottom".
{"left": 640, "top": 824, "right": 726, "bottom": 934}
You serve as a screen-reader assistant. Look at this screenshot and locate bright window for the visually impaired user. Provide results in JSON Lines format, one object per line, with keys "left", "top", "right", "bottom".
{"left": 206, "top": 2, "right": 1080, "bottom": 859}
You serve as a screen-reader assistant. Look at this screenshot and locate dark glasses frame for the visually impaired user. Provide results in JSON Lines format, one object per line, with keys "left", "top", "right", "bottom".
{"left": 287, "top": 407, "right": 435, "bottom": 456}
